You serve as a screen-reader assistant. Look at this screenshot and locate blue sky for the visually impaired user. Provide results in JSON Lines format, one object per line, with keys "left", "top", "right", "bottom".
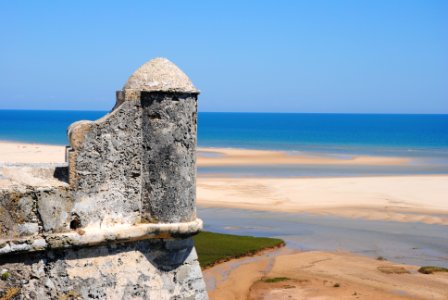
{"left": 0, "top": 1, "right": 447, "bottom": 113}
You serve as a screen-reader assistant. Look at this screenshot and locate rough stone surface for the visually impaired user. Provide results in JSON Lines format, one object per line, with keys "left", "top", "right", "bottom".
{"left": 70, "top": 100, "right": 143, "bottom": 227}
{"left": 0, "top": 58, "right": 207, "bottom": 299}
{"left": 0, "top": 239, "right": 207, "bottom": 300}
{"left": 37, "top": 188, "right": 73, "bottom": 233}
{"left": 0, "top": 187, "right": 40, "bottom": 240}
{"left": 0, "top": 164, "right": 68, "bottom": 188}
{"left": 124, "top": 58, "right": 198, "bottom": 93}
{"left": 141, "top": 92, "right": 198, "bottom": 223}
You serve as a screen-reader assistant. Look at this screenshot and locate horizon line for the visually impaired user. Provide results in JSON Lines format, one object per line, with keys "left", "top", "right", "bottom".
{"left": 0, "top": 108, "right": 447, "bottom": 116}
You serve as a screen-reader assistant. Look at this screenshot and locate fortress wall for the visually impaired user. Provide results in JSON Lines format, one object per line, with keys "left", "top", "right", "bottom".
{"left": 0, "top": 58, "right": 208, "bottom": 300}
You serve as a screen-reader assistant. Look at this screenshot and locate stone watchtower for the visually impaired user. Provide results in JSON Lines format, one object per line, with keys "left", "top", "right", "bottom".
{"left": 0, "top": 58, "right": 208, "bottom": 299}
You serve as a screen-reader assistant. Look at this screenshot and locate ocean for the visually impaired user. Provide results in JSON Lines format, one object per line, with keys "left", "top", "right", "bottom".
{"left": 1, "top": 110, "right": 447, "bottom": 176}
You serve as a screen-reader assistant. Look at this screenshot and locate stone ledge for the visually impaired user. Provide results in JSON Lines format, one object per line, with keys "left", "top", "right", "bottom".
{"left": 0, "top": 218, "right": 203, "bottom": 255}
{"left": 0, "top": 163, "right": 68, "bottom": 188}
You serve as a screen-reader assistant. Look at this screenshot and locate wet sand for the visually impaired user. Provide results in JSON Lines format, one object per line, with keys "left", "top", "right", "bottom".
{"left": 204, "top": 248, "right": 448, "bottom": 300}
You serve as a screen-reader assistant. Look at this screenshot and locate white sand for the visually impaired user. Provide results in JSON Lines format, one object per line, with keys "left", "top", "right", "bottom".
{"left": 197, "top": 175, "right": 448, "bottom": 225}
{"left": 0, "top": 141, "right": 65, "bottom": 163}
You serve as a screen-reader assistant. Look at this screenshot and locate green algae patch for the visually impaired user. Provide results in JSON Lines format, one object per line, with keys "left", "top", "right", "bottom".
{"left": 261, "top": 277, "right": 290, "bottom": 283}
{"left": 418, "top": 266, "right": 448, "bottom": 274}
{"left": 194, "top": 231, "right": 284, "bottom": 269}
{"left": 1, "top": 272, "right": 10, "bottom": 281}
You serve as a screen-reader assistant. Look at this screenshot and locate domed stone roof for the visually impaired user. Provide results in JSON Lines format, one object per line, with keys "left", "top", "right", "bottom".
{"left": 123, "top": 58, "right": 198, "bottom": 93}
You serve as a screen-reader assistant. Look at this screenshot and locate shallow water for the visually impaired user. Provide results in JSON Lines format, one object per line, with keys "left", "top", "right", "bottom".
{"left": 198, "top": 207, "right": 448, "bottom": 268}
{"left": 199, "top": 162, "right": 448, "bottom": 177}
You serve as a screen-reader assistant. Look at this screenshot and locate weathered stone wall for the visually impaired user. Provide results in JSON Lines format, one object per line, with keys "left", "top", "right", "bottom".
{"left": 0, "top": 170, "right": 72, "bottom": 244}
{"left": 68, "top": 92, "right": 198, "bottom": 227}
{"left": 69, "top": 100, "right": 143, "bottom": 227}
{"left": 141, "top": 92, "right": 198, "bottom": 223}
{"left": 1, "top": 239, "right": 206, "bottom": 300}
{"left": 0, "top": 58, "right": 207, "bottom": 299}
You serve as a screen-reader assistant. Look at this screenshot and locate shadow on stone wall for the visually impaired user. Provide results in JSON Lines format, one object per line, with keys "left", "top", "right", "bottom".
{"left": 0, "top": 238, "right": 193, "bottom": 271}
{"left": 53, "top": 166, "right": 69, "bottom": 183}
{"left": 0, "top": 238, "right": 196, "bottom": 299}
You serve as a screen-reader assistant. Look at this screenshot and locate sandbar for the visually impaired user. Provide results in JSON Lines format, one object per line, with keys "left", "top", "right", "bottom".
{"left": 197, "top": 175, "right": 448, "bottom": 225}
{"left": 198, "top": 147, "right": 411, "bottom": 166}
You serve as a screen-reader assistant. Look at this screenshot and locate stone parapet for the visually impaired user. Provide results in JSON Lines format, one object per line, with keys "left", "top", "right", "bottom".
{"left": 0, "top": 217, "right": 203, "bottom": 255}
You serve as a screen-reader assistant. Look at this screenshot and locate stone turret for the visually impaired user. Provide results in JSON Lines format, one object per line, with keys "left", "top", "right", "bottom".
{"left": 0, "top": 58, "right": 208, "bottom": 299}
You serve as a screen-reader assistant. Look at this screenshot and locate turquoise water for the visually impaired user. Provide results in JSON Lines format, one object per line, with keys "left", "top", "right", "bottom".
{"left": 1, "top": 110, "right": 447, "bottom": 175}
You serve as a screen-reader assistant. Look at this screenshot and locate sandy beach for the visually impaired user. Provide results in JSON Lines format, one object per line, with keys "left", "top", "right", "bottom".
{"left": 198, "top": 175, "right": 448, "bottom": 225}
{"left": 0, "top": 141, "right": 65, "bottom": 163}
{"left": 196, "top": 147, "right": 448, "bottom": 225}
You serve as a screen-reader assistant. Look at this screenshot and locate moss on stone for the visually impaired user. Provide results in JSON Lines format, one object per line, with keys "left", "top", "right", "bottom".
{"left": 58, "top": 290, "right": 82, "bottom": 300}
{"left": 1, "top": 271, "right": 10, "bottom": 281}
{"left": 261, "top": 277, "right": 290, "bottom": 283}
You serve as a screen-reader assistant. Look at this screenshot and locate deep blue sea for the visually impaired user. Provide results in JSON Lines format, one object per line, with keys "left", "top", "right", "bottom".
{"left": 3, "top": 110, "right": 447, "bottom": 176}
{"left": 1, "top": 110, "right": 447, "bottom": 155}
{"left": 199, "top": 112, "right": 448, "bottom": 157}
